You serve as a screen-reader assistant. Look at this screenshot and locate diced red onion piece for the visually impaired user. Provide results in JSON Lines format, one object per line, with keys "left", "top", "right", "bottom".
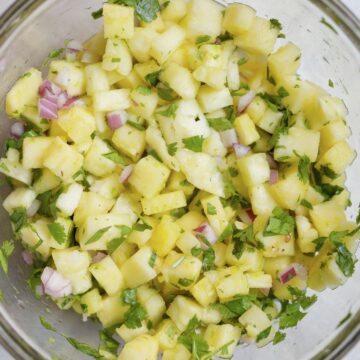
{"left": 279, "top": 263, "right": 307, "bottom": 284}
{"left": 39, "top": 98, "right": 58, "bottom": 120}
{"left": 21, "top": 250, "right": 33, "bottom": 265}
{"left": 107, "top": 110, "right": 128, "bottom": 130}
{"left": 233, "top": 143, "right": 250, "bottom": 158}
{"left": 237, "top": 90, "right": 256, "bottom": 114}
{"left": 10, "top": 122, "right": 25, "bottom": 138}
{"left": 67, "top": 40, "right": 83, "bottom": 53}
{"left": 41, "top": 267, "right": 72, "bottom": 298}
{"left": 39, "top": 80, "right": 62, "bottom": 97}
{"left": 269, "top": 169, "right": 279, "bottom": 185}
{"left": 220, "top": 129, "right": 238, "bottom": 148}
{"left": 266, "top": 154, "right": 278, "bottom": 169}
{"left": 91, "top": 252, "right": 107, "bottom": 264}
{"left": 194, "top": 222, "right": 217, "bottom": 246}
{"left": 119, "top": 165, "right": 134, "bottom": 184}
{"left": 27, "top": 199, "right": 41, "bottom": 217}
{"left": 246, "top": 209, "right": 256, "bottom": 222}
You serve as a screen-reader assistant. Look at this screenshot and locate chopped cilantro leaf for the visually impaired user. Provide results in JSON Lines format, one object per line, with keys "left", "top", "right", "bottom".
{"left": 10, "top": 207, "right": 27, "bottom": 232}
{"left": 213, "top": 295, "right": 257, "bottom": 319}
{"left": 65, "top": 336, "right": 103, "bottom": 359}
{"left": 256, "top": 326, "right": 272, "bottom": 342}
{"left": 328, "top": 79, "right": 334, "bottom": 88}
{"left": 47, "top": 223, "right": 67, "bottom": 245}
{"left": 183, "top": 135, "right": 204, "bottom": 152}
{"left": 148, "top": 251, "right": 157, "bottom": 267}
{"left": 48, "top": 48, "right": 64, "bottom": 59}
{"left": 124, "top": 304, "right": 148, "bottom": 329}
{"left": 121, "top": 288, "right": 137, "bottom": 306}
{"left": 320, "top": 165, "right": 338, "bottom": 179}
{"left": 127, "top": 120, "right": 146, "bottom": 131}
{"left": 0, "top": 240, "right": 15, "bottom": 274}
{"left": 300, "top": 199, "right": 313, "bottom": 209}
{"left": 207, "top": 117, "right": 234, "bottom": 131}
{"left": 136, "top": 85, "right": 152, "bottom": 95}
{"left": 39, "top": 316, "right": 56, "bottom": 332}
{"left": 218, "top": 224, "right": 233, "bottom": 243}
{"left": 99, "top": 328, "right": 119, "bottom": 356}
{"left": 196, "top": 35, "right": 211, "bottom": 44}
{"left": 207, "top": 203, "right": 217, "bottom": 215}
{"left": 157, "top": 103, "right": 178, "bottom": 118}
{"left": 167, "top": 142, "right": 178, "bottom": 156}
{"left": 273, "top": 331, "right": 286, "bottom": 345}
{"left": 296, "top": 153, "right": 311, "bottom": 183}
{"left": 85, "top": 227, "right": 111, "bottom": 245}
{"left": 178, "top": 278, "right": 193, "bottom": 287}
{"left": 91, "top": 8, "right": 103, "bottom": 19}
{"left": 102, "top": 151, "right": 127, "bottom": 165}
{"left": 228, "top": 167, "right": 239, "bottom": 177}
{"left": 270, "top": 18, "right": 283, "bottom": 31}
{"left": 264, "top": 207, "right": 295, "bottom": 236}
{"left": 133, "top": 220, "right": 152, "bottom": 232}
{"left": 320, "top": 17, "right": 338, "bottom": 34}
{"left": 312, "top": 237, "right": 327, "bottom": 252}
{"left": 337, "top": 312, "right": 352, "bottom": 328}
{"left": 145, "top": 70, "right": 161, "bottom": 86}
{"left": 277, "top": 86, "right": 289, "bottom": 98}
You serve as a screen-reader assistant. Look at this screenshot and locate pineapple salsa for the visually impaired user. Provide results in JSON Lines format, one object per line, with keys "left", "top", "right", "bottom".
{"left": 1, "top": 0, "right": 359, "bottom": 358}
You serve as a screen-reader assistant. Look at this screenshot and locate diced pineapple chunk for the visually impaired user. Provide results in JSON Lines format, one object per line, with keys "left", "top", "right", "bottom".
{"left": 256, "top": 108, "right": 283, "bottom": 134}
{"left": 138, "top": 285, "right": 166, "bottom": 325}
{"left": 163, "top": 344, "right": 191, "bottom": 360}
{"left": 162, "top": 251, "right": 202, "bottom": 289}
{"left": 74, "top": 191, "right": 115, "bottom": 226}
{"left": 52, "top": 247, "right": 92, "bottom": 294}
{"left": 150, "top": 215, "right": 181, "bottom": 256}
{"left": 0, "top": 152, "right": 32, "bottom": 185}
{"left": 162, "top": 0, "right": 188, "bottom": 22}
{"left": 223, "top": 3, "right": 256, "bottom": 35}
{"left": 204, "top": 324, "right": 241, "bottom": 358}
{"left": 263, "top": 256, "right": 292, "bottom": 279}
{"left": 118, "top": 335, "right": 159, "bottom": 360}
{"left": 234, "top": 17, "right": 278, "bottom": 56}
{"left": 102, "top": 39, "right": 132, "bottom": 76}
{"left": 84, "top": 63, "right": 109, "bottom": 96}
{"left": 225, "top": 244, "right": 264, "bottom": 271}
{"left": 150, "top": 25, "right": 185, "bottom": 64}
{"left": 20, "top": 223, "right": 50, "bottom": 259}
{"left": 117, "top": 323, "right": 149, "bottom": 343}
{"left": 134, "top": 60, "right": 161, "bottom": 82}
{"left": 234, "top": 114, "right": 260, "bottom": 145}
{"left": 89, "top": 256, "right": 124, "bottom": 295}
{"left": 315, "top": 141, "right": 355, "bottom": 176}
{"left": 190, "top": 277, "right": 218, "bottom": 307}
{"left": 103, "top": 3, "right": 134, "bottom": 40}
{"left": 176, "top": 149, "right": 225, "bottom": 197}
{"left": 97, "top": 292, "right": 130, "bottom": 328}
{"left": 48, "top": 60, "right": 85, "bottom": 97}
{"left": 117, "top": 69, "right": 144, "bottom": 89}
{"left": 6, "top": 68, "right": 42, "bottom": 117}
{"left": 215, "top": 267, "right": 249, "bottom": 302}
{"left": 22, "top": 137, "right": 53, "bottom": 169}
{"left": 176, "top": 211, "right": 206, "bottom": 231}
{"left": 296, "top": 215, "right": 319, "bottom": 253}
{"left": 33, "top": 168, "right": 61, "bottom": 194}
{"left": 3, "top": 188, "right": 36, "bottom": 214}
{"left": 142, "top": 191, "right": 187, "bottom": 216}
{"left": 203, "top": 129, "right": 227, "bottom": 157}
{"left": 121, "top": 246, "right": 158, "bottom": 288}
{"left": 130, "top": 87, "right": 158, "bottom": 118}
{"left": 155, "top": 319, "right": 181, "bottom": 351}
{"left": 111, "top": 193, "right": 141, "bottom": 225}
{"left": 166, "top": 295, "right": 203, "bottom": 331}
{"left": 56, "top": 183, "right": 83, "bottom": 217}
{"left": 181, "top": 0, "right": 223, "bottom": 41}
{"left": 160, "top": 63, "right": 200, "bottom": 99}
{"left": 111, "top": 241, "right": 137, "bottom": 268}
{"left": 43, "top": 137, "right": 83, "bottom": 181}
{"left": 320, "top": 120, "right": 351, "bottom": 155}
{"left": 93, "top": 89, "right": 131, "bottom": 112}
{"left": 238, "top": 305, "right": 271, "bottom": 338}
{"left": 270, "top": 164, "right": 308, "bottom": 210}
{"left": 246, "top": 271, "right": 272, "bottom": 288}
{"left": 197, "top": 85, "right": 233, "bottom": 113}
{"left": 90, "top": 173, "right": 124, "bottom": 200}
{"left": 268, "top": 43, "right": 301, "bottom": 83}
{"left": 237, "top": 153, "right": 270, "bottom": 187}
{"left": 309, "top": 200, "right": 347, "bottom": 236}
{"left": 80, "top": 288, "right": 103, "bottom": 315}
{"left": 128, "top": 27, "right": 158, "bottom": 63}
{"left": 57, "top": 107, "right": 96, "bottom": 144}
{"left": 245, "top": 96, "right": 267, "bottom": 122}
{"left": 201, "top": 195, "right": 228, "bottom": 236}
{"left": 274, "top": 127, "right": 320, "bottom": 163}
{"left": 129, "top": 155, "right": 170, "bottom": 198}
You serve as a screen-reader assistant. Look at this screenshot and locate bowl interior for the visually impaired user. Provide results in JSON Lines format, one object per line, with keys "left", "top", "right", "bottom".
{"left": 0, "top": 0, "right": 359, "bottom": 359}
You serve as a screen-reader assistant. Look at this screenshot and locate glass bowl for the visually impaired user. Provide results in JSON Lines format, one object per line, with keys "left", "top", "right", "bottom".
{"left": 0, "top": 0, "right": 359, "bottom": 359}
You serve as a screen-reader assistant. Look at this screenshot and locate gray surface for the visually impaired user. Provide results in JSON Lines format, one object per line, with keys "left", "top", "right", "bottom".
{"left": 0, "top": 0, "right": 359, "bottom": 359}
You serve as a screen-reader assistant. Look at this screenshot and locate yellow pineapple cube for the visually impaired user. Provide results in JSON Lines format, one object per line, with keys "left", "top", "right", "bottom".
{"left": 112, "top": 124, "right": 146, "bottom": 162}
{"left": 225, "top": 243, "right": 264, "bottom": 271}
{"left": 239, "top": 305, "right": 272, "bottom": 338}
{"left": 117, "top": 323, "right": 149, "bottom": 343}
{"left": 234, "top": 114, "right": 260, "bottom": 145}
{"left": 129, "top": 155, "right": 170, "bottom": 198}
{"left": 102, "top": 39, "right": 133, "bottom": 76}
{"left": 150, "top": 25, "right": 185, "bottom": 64}
{"left": 111, "top": 241, "right": 137, "bottom": 268}
{"left": 130, "top": 87, "right": 158, "bottom": 118}
{"left": 22, "top": 137, "right": 53, "bottom": 169}
{"left": 89, "top": 256, "right": 124, "bottom": 296}
{"left": 204, "top": 324, "right": 241, "bottom": 358}
{"left": 197, "top": 85, "right": 233, "bottom": 113}
{"left": 237, "top": 153, "right": 270, "bottom": 187}
{"left": 176, "top": 231, "right": 202, "bottom": 255}
{"left": 296, "top": 215, "right": 319, "bottom": 253}
{"left": 103, "top": 3, "right": 134, "bottom": 39}
{"left": 57, "top": 107, "right": 96, "bottom": 144}
{"left": 166, "top": 295, "right": 203, "bottom": 331}
{"left": 201, "top": 195, "right": 229, "bottom": 236}
{"left": 120, "top": 246, "right": 158, "bottom": 288}
{"left": 150, "top": 215, "right": 181, "bottom": 256}
{"left": 320, "top": 120, "right": 351, "bottom": 155}
{"left": 43, "top": 137, "right": 83, "bottom": 181}
{"left": 118, "top": 335, "right": 158, "bottom": 360}
{"left": 160, "top": 63, "right": 200, "bottom": 99}
{"left": 163, "top": 344, "right": 191, "bottom": 360}
{"left": 80, "top": 288, "right": 103, "bottom": 315}
{"left": 128, "top": 27, "right": 158, "bottom": 63}
{"left": 190, "top": 277, "right": 218, "bottom": 307}
{"left": 256, "top": 108, "right": 283, "bottom": 134}
{"left": 6, "top": 68, "right": 42, "bottom": 117}
{"left": 84, "top": 63, "right": 109, "bottom": 95}
{"left": 176, "top": 210, "right": 206, "bottom": 231}
{"left": 246, "top": 271, "right": 272, "bottom": 288}
{"left": 215, "top": 267, "right": 249, "bottom": 302}
{"left": 223, "top": 3, "right": 256, "bottom": 35}
{"left": 166, "top": 172, "right": 195, "bottom": 197}
{"left": 249, "top": 184, "right": 278, "bottom": 215}
{"left": 155, "top": 319, "right": 181, "bottom": 351}
{"left": 117, "top": 69, "right": 144, "bottom": 89}
{"left": 245, "top": 96, "right": 267, "bottom": 123}
{"left": 93, "top": 89, "right": 131, "bottom": 112}
{"left": 134, "top": 60, "right": 161, "bottom": 82}
{"left": 138, "top": 285, "right": 166, "bottom": 325}
{"left": 97, "top": 292, "right": 130, "bottom": 328}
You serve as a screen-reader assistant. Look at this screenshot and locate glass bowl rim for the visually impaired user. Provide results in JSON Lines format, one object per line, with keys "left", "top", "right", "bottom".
{"left": 0, "top": 0, "right": 359, "bottom": 359}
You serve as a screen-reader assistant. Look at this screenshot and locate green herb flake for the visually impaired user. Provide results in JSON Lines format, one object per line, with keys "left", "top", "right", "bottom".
{"left": 256, "top": 326, "right": 272, "bottom": 342}
{"left": 136, "top": 85, "right": 152, "bottom": 95}
{"left": 320, "top": 17, "right": 338, "bottom": 34}
{"left": 145, "top": 70, "right": 161, "bottom": 86}
{"left": 273, "top": 331, "right": 286, "bottom": 345}
{"left": 228, "top": 167, "right": 239, "bottom": 178}
{"left": 39, "top": 316, "right": 56, "bottom": 332}
{"left": 124, "top": 304, "right": 149, "bottom": 329}
{"left": 86, "top": 226, "right": 111, "bottom": 245}
{"left": 207, "top": 117, "right": 234, "bottom": 131}
{"left": 238, "top": 57, "right": 248, "bottom": 66}
{"left": 277, "top": 87, "right": 289, "bottom": 98}
{"left": 167, "top": 142, "right": 178, "bottom": 156}
{"left": 183, "top": 135, "right": 204, "bottom": 152}
{"left": 295, "top": 153, "right": 311, "bottom": 183}
{"left": 65, "top": 336, "right": 103, "bottom": 359}
{"left": 312, "top": 237, "right": 327, "bottom": 252}
{"left": 337, "top": 312, "right": 352, "bottom": 328}
{"left": 107, "top": 225, "right": 131, "bottom": 254}
{"left": 218, "top": 224, "right": 233, "bottom": 243}
{"left": 148, "top": 251, "right": 157, "bottom": 267}
{"left": 207, "top": 203, "right": 217, "bottom": 215}
{"left": 232, "top": 224, "right": 255, "bottom": 258}
{"left": 300, "top": 199, "right": 313, "bottom": 209}
{"left": 99, "top": 328, "right": 119, "bottom": 356}
{"left": 178, "top": 278, "right": 193, "bottom": 287}
{"left": 328, "top": 79, "right": 334, "bottom": 88}
{"left": 111, "top": 57, "right": 121, "bottom": 63}
{"left": 270, "top": 18, "right": 283, "bottom": 31}
{"left": 121, "top": 288, "right": 137, "bottom": 306}
{"left": 127, "top": 120, "right": 146, "bottom": 131}
{"left": 264, "top": 207, "right": 295, "bottom": 236}
{"left": 213, "top": 295, "right": 257, "bottom": 319}
{"left": 102, "top": 151, "right": 127, "bottom": 165}
{"left": 48, "top": 48, "right": 64, "bottom": 59}
{"left": 196, "top": 35, "right": 211, "bottom": 44}
{"left": 20, "top": 72, "right": 32, "bottom": 79}
{"left": 0, "top": 240, "right": 14, "bottom": 274}
{"left": 157, "top": 103, "right": 178, "bottom": 119}
{"left": 47, "top": 223, "right": 67, "bottom": 245}
{"left": 10, "top": 207, "right": 27, "bottom": 232}
{"left": 157, "top": 86, "right": 177, "bottom": 101}
{"left": 320, "top": 165, "right": 338, "bottom": 179}
{"left": 133, "top": 221, "right": 152, "bottom": 232}
{"left": 91, "top": 8, "right": 103, "bottom": 19}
